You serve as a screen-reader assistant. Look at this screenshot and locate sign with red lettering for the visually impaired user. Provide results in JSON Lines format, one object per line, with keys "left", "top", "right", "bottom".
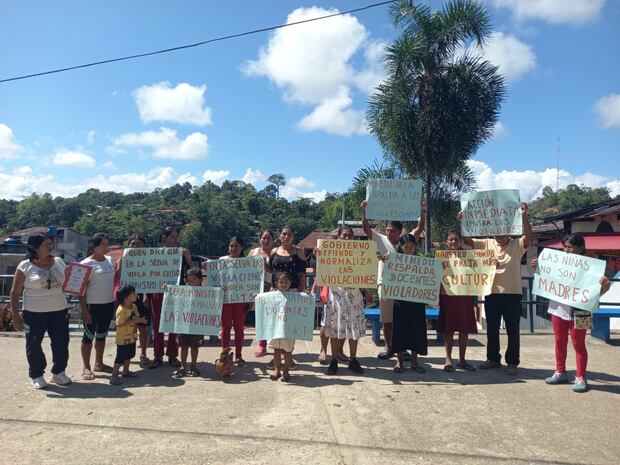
{"left": 434, "top": 249, "right": 496, "bottom": 296}
{"left": 315, "top": 239, "right": 377, "bottom": 288}
{"left": 120, "top": 247, "right": 183, "bottom": 294}
{"left": 381, "top": 253, "right": 441, "bottom": 305}
{"left": 460, "top": 189, "right": 522, "bottom": 237}
{"left": 533, "top": 248, "right": 607, "bottom": 312}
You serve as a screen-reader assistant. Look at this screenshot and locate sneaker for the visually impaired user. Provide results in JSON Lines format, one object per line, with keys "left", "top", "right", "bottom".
{"left": 377, "top": 348, "right": 392, "bottom": 360}
{"left": 479, "top": 360, "right": 501, "bottom": 370}
{"left": 50, "top": 371, "right": 72, "bottom": 386}
{"left": 168, "top": 357, "right": 181, "bottom": 367}
{"left": 402, "top": 351, "right": 412, "bottom": 362}
{"left": 507, "top": 364, "right": 518, "bottom": 376}
{"left": 148, "top": 357, "right": 163, "bottom": 369}
{"left": 545, "top": 371, "right": 569, "bottom": 385}
{"left": 235, "top": 357, "right": 246, "bottom": 367}
{"left": 31, "top": 376, "right": 49, "bottom": 389}
{"left": 172, "top": 368, "right": 186, "bottom": 379}
{"left": 139, "top": 355, "right": 151, "bottom": 368}
{"left": 109, "top": 375, "right": 122, "bottom": 385}
{"left": 572, "top": 376, "right": 588, "bottom": 393}
{"left": 327, "top": 358, "right": 338, "bottom": 375}
{"left": 347, "top": 358, "right": 364, "bottom": 374}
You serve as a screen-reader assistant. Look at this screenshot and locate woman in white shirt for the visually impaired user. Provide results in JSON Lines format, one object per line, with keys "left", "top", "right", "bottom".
{"left": 10, "top": 234, "right": 71, "bottom": 389}
{"left": 79, "top": 233, "right": 117, "bottom": 380}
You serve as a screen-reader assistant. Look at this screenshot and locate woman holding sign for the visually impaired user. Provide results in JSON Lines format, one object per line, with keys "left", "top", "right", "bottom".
{"left": 531, "top": 235, "right": 610, "bottom": 392}
{"left": 438, "top": 230, "right": 478, "bottom": 372}
{"left": 323, "top": 227, "right": 374, "bottom": 375}
{"left": 248, "top": 230, "right": 274, "bottom": 358}
{"left": 10, "top": 234, "right": 71, "bottom": 388}
{"left": 149, "top": 226, "right": 193, "bottom": 369}
{"left": 79, "top": 233, "right": 117, "bottom": 380}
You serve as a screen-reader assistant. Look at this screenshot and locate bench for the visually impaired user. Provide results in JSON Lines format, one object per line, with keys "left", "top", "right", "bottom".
{"left": 364, "top": 307, "right": 444, "bottom": 345}
{"left": 591, "top": 307, "right": 620, "bottom": 343}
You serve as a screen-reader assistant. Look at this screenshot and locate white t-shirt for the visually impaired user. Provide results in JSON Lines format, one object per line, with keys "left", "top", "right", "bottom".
{"left": 547, "top": 300, "right": 572, "bottom": 321}
{"left": 372, "top": 231, "right": 398, "bottom": 285}
{"left": 81, "top": 256, "right": 115, "bottom": 304}
{"left": 249, "top": 247, "right": 272, "bottom": 285}
{"left": 17, "top": 257, "right": 68, "bottom": 312}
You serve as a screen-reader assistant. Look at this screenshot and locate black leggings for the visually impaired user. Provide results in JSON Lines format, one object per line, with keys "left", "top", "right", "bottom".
{"left": 82, "top": 302, "right": 114, "bottom": 344}
{"left": 23, "top": 309, "right": 69, "bottom": 379}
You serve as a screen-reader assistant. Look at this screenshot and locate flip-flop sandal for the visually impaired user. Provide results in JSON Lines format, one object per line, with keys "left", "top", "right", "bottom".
{"left": 318, "top": 353, "right": 328, "bottom": 365}
{"left": 393, "top": 365, "right": 404, "bottom": 373}
{"left": 81, "top": 369, "right": 95, "bottom": 380}
{"left": 281, "top": 372, "right": 291, "bottom": 382}
{"left": 270, "top": 372, "right": 282, "bottom": 381}
{"left": 173, "top": 368, "right": 186, "bottom": 378}
{"left": 189, "top": 368, "right": 200, "bottom": 377}
{"left": 411, "top": 365, "right": 426, "bottom": 373}
{"left": 457, "top": 362, "right": 476, "bottom": 372}
{"left": 443, "top": 364, "right": 455, "bottom": 372}
{"left": 93, "top": 365, "right": 113, "bottom": 373}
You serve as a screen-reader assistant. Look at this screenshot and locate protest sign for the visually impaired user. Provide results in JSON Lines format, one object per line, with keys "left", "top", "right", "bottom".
{"left": 381, "top": 253, "right": 442, "bottom": 305}
{"left": 254, "top": 291, "right": 315, "bottom": 341}
{"left": 315, "top": 239, "right": 377, "bottom": 288}
{"left": 62, "top": 262, "right": 93, "bottom": 296}
{"left": 206, "top": 256, "right": 264, "bottom": 303}
{"left": 365, "top": 178, "right": 423, "bottom": 221}
{"left": 120, "top": 247, "right": 183, "bottom": 293}
{"left": 159, "top": 285, "right": 223, "bottom": 335}
{"left": 460, "top": 189, "right": 522, "bottom": 237}
{"left": 434, "top": 249, "right": 496, "bottom": 296}
{"left": 533, "top": 248, "right": 607, "bottom": 312}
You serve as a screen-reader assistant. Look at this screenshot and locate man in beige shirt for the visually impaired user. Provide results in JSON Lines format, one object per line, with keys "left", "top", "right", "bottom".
{"left": 459, "top": 202, "right": 532, "bottom": 375}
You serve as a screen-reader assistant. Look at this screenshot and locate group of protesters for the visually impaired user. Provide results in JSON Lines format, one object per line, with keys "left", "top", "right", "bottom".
{"left": 8, "top": 200, "right": 611, "bottom": 392}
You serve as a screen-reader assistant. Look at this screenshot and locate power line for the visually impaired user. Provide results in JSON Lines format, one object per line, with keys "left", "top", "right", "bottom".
{"left": 1, "top": 0, "right": 397, "bottom": 84}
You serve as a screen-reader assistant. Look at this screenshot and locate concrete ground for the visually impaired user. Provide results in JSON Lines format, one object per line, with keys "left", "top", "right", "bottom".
{"left": 0, "top": 329, "right": 618, "bottom": 465}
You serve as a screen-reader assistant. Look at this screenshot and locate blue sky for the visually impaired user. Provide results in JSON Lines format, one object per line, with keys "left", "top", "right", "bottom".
{"left": 1, "top": 0, "right": 618, "bottom": 202}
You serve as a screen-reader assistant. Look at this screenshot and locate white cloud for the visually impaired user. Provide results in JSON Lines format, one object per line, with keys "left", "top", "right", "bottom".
{"left": 101, "top": 161, "right": 116, "bottom": 170}
{"left": 287, "top": 176, "right": 315, "bottom": 189}
{"left": 470, "top": 32, "right": 536, "bottom": 82}
{"left": 177, "top": 173, "right": 198, "bottom": 185}
{"left": 133, "top": 82, "right": 213, "bottom": 126}
{"left": 241, "top": 168, "right": 267, "bottom": 185}
{"left": 0, "top": 123, "right": 23, "bottom": 159}
{"left": 297, "top": 87, "right": 367, "bottom": 136}
{"left": 281, "top": 184, "right": 328, "bottom": 202}
{"left": 492, "top": 122, "right": 508, "bottom": 139}
{"left": 594, "top": 93, "right": 620, "bottom": 130}
{"left": 87, "top": 130, "right": 96, "bottom": 145}
{"left": 52, "top": 149, "right": 96, "bottom": 167}
{"left": 202, "top": 169, "right": 230, "bottom": 186}
{"left": 492, "top": 0, "right": 606, "bottom": 25}
{"left": 243, "top": 7, "right": 384, "bottom": 136}
{"left": 111, "top": 127, "right": 208, "bottom": 160}
{"left": 467, "top": 159, "right": 620, "bottom": 200}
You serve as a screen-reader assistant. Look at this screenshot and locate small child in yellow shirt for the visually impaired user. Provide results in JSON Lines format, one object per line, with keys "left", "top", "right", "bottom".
{"left": 110, "top": 285, "right": 146, "bottom": 385}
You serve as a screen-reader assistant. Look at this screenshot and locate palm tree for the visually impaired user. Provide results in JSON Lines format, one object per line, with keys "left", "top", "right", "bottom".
{"left": 367, "top": 0, "right": 505, "bottom": 251}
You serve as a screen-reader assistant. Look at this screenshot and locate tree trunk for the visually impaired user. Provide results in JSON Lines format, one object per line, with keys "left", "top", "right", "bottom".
{"left": 424, "top": 171, "right": 432, "bottom": 253}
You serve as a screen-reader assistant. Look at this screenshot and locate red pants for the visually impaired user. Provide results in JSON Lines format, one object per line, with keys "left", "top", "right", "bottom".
{"left": 151, "top": 293, "right": 178, "bottom": 359}
{"left": 552, "top": 315, "right": 587, "bottom": 378}
{"left": 221, "top": 303, "right": 246, "bottom": 357}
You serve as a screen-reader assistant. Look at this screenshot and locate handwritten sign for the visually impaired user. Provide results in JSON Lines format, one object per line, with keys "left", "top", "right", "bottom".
{"left": 120, "top": 247, "right": 183, "bottom": 294}
{"left": 159, "top": 285, "right": 223, "bottom": 335}
{"left": 62, "top": 262, "right": 93, "bottom": 296}
{"left": 460, "top": 189, "right": 522, "bottom": 237}
{"left": 315, "top": 239, "right": 377, "bottom": 288}
{"left": 434, "top": 249, "right": 496, "bottom": 296}
{"left": 533, "top": 248, "right": 607, "bottom": 312}
{"left": 381, "top": 253, "right": 442, "bottom": 305}
{"left": 365, "top": 178, "right": 423, "bottom": 221}
{"left": 255, "top": 291, "right": 315, "bottom": 341}
{"left": 206, "top": 256, "right": 264, "bottom": 303}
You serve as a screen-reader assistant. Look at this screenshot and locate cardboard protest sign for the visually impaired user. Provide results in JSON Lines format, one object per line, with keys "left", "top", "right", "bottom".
{"left": 435, "top": 249, "right": 496, "bottom": 296}
{"left": 206, "top": 256, "right": 264, "bottom": 303}
{"left": 381, "top": 253, "right": 442, "bottom": 306}
{"left": 365, "top": 178, "right": 423, "bottom": 221}
{"left": 533, "top": 248, "right": 607, "bottom": 312}
{"left": 254, "top": 291, "right": 315, "bottom": 341}
{"left": 460, "top": 189, "right": 522, "bottom": 237}
{"left": 120, "top": 247, "right": 183, "bottom": 293}
{"left": 159, "top": 285, "right": 223, "bottom": 335}
{"left": 62, "top": 262, "right": 93, "bottom": 296}
{"left": 314, "top": 239, "right": 377, "bottom": 288}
